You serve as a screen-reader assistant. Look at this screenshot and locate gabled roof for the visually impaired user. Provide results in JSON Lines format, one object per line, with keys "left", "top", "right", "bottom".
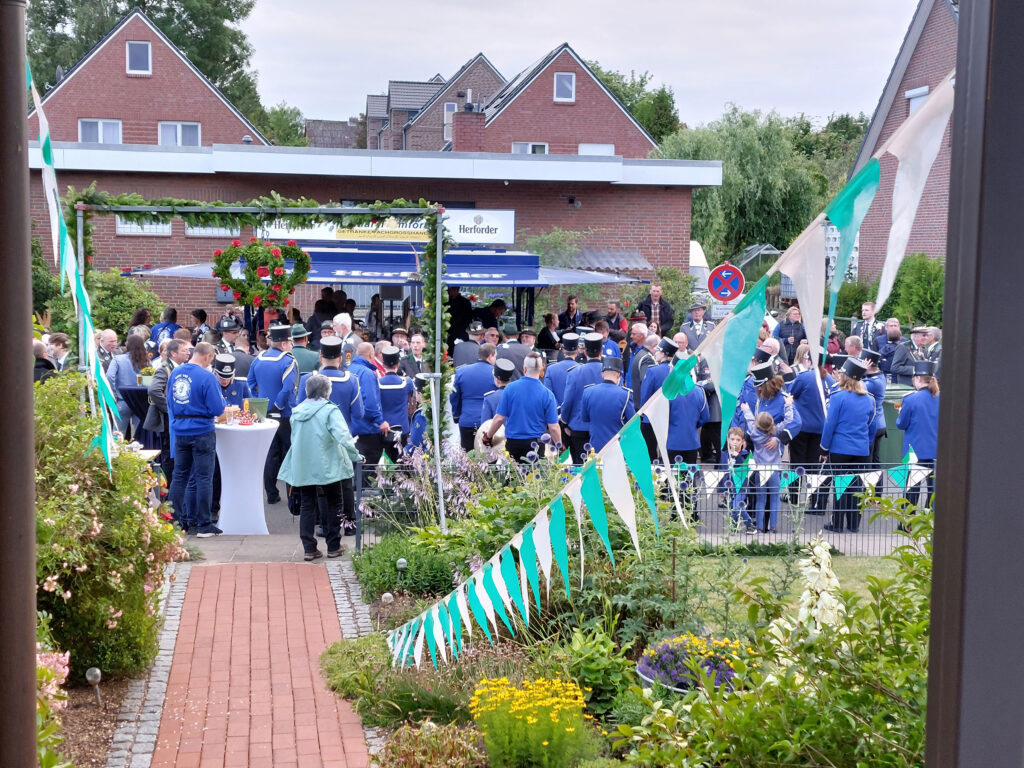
{"left": 387, "top": 80, "right": 445, "bottom": 111}
{"left": 851, "top": 0, "right": 958, "bottom": 174}
{"left": 404, "top": 53, "right": 506, "bottom": 130}
{"left": 27, "top": 8, "right": 269, "bottom": 145}
{"left": 365, "top": 94, "right": 388, "bottom": 119}
{"left": 429, "top": 73, "right": 446, "bottom": 84}
{"left": 482, "top": 43, "right": 658, "bottom": 149}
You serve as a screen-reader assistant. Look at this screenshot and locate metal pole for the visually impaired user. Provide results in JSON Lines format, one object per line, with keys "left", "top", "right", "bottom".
{"left": 432, "top": 210, "right": 447, "bottom": 534}
{"left": 76, "top": 205, "right": 86, "bottom": 371}
{"left": 434, "top": 210, "right": 444, "bottom": 372}
{"left": 427, "top": 374, "right": 448, "bottom": 535}
{"left": 0, "top": 3, "right": 41, "bottom": 764}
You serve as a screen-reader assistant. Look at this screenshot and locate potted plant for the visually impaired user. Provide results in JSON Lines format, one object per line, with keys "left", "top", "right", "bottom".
{"left": 139, "top": 366, "right": 156, "bottom": 386}
{"left": 635, "top": 633, "right": 756, "bottom": 693}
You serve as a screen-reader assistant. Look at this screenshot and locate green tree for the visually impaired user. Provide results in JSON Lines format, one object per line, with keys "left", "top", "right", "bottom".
{"left": 587, "top": 61, "right": 679, "bottom": 143}
{"left": 27, "top": 0, "right": 265, "bottom": 126}
{"left": 47, "top": 269, "right": 166, "bottom": 344}
{"left": 879, "top": 253, "right": 944, "bottom": 326}
{"left": 790, "top": 112, "right": 869, "bottom": 209}
{"left": 259, "top": 102, "right": 308, "bottom": 146}
{"left": 32, "top": 237, "right": 60, "bottom": 317}
{"left": 658, "top": 106, "right": 824, "bottom": 265}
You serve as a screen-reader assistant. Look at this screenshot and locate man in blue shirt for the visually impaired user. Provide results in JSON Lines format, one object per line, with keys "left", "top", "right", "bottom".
{"left": 348, "top": 342, "right": 389, "bottom": 485}
{"left": 246, "top": 324, "right": 298, "bottom": 505}
{"left": 594, "top": 320, "right": 622, "bottom": 359}
{"left": 561, "top": 332, "right": 605, "bottom": 463}
{"left": 151, "top": 307, "right": 182, "bottom": 345}
{"left": 482, "top": 352, "right": 560, "bottom": 463}
{"left": 212, "top": 354, "right": 251, "bottom": 408}
{"left": 378, "top": 347, "right": 416, "bottom": 461}
{"left": 167, "top": 342, "right": 225, "bottom": 537}
{"left": 581, "top": 357, "right": 636, "bottom": 453}
{"left": 451, "top": 342, "right": 496, "bottom": 451}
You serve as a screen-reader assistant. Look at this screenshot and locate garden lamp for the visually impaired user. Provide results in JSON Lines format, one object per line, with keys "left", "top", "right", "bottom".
{"left": 85, "top": 666, "right": 102, "bottom": 707}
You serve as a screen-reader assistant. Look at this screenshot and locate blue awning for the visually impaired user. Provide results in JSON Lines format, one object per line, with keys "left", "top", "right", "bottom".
{"left": 137, "top": 240, "right": 642, "bottom": 287}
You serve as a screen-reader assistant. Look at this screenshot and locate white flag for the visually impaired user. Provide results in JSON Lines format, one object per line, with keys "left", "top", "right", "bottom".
{"left": 473, "top": 574, "right": 497, "bottom": 634}
{"left": 601, "top": 442, "right": 641, "bottom": 557}
{"left": 532, "top": 509, "right": 553, "bottom": 597}
{"left": 456, "top": 586, "right": 472, "bottom": 640}
{"left": 875, "top": 72, "right": 956, "bottom": 309}
{"left": 413, "top": 616, "right": 426, "bottom": 669}
{"left": 773, "top": 214, "right": 828, "bottom": 388}
{"left": 431, "top": 605, "right": 448, "bottom": 664}
{"left": 565, "top": 477, "right": 587, "bottom": 586}
{"left": 702, "top": 470, "right": 723, "bottom": 495}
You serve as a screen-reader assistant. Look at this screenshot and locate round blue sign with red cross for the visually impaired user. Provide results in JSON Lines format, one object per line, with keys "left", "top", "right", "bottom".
{"left": 708, "top": 262, "right": 745, "bottom": 302}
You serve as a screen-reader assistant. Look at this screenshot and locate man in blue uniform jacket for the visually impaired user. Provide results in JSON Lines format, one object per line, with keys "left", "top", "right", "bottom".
{"left": 297, "top": 337, "right": 364, "bottom": 428}
{"left": 167, "top": 342, "right": 224, "bottom": 537}
{"left": 561, "top": 332, "right": 606, "bottom": 463}
{"left": 349, "top": 342, "right": 389, "bottom": 484}
{"left": 544, "top": 332, "right": 579, "bottom": 409}
{"left": 378, "top": 346, "right": 416, "bottom": 461}
{"left": 639, "top": 337, "right": 679, "bottom": 459}
{"left": 246, "top": 325, "right": 298, "bottom": 505}
{"left": 481, "top": 359, "right": 516, "bottom": 423}
{"left": 212, "top": 354, "right": 251, "bottom": 408}
{"left": 581, "top": 356, "right": 636, "bottom": 453}
{"left": 451, "top": 342, "right": 497, "bottom": 451}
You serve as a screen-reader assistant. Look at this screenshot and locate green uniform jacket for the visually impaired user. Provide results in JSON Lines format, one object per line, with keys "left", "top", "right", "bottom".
{"left": 291, "top": 345, "right": 320, "bottom": 374}
{"left": 277, "top": 398, "right": 362, "bottom": 487}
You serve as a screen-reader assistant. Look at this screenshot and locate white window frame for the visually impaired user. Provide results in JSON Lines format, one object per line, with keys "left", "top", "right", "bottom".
{"left": 185, "top": 223, "right": 241, "bottom": 238}
{"left": 906, "top": 85, "right": 929, "bottom": 115}
{"left": 578, "top": 143, "right": 615, "bottom": 156}
{"left": 443, "top": 102, "right": 457, "bottom": 141}
{"left": 511, "top": 142, "right": 549, "bottom": 155}
{"left": 125, "top": 41, "right": 152, "bottom": 75}
{"left": 159, "top": 121, "right": 202, "bottom": 147}
{"left": 553, "top": 72, "right": 576, "bottom": 103}
{"left": 78, "top": 118, "right": 122, "bottom": 144}
{"left": 115, "top": 216, "right": 171, "bottom": 236}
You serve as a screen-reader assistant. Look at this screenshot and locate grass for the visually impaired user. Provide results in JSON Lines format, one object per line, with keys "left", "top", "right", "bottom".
{"left": 738, "top": 555, "right": 898, "bottom": 604}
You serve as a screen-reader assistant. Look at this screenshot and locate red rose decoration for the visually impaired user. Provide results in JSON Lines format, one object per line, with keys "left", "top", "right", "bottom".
{"left": 264, "top": 242, "right": 272, "bottom": 247}
{"left": 272, "top": 284, "right": 283, "bottom": 293}
{"left": 211, "top": 269, "right": 217, "bottom": 277}
{"left": 232, "top": 239, "right": 241, "bottom": 247}
{"left": 268, "top": 293, "right": 279, "bottom": 302}
{"left": 286, "top": 240, "right": 297, "bottom": 246}
{"left": 271, "top": 248, "right": 281, "bottom": 257}
{"left": 289, "top": 287, "right": 296, "bottom": 294}
{"left": 213, "top": 249, "right": 222, "bottom": 257}
{"left": 273, "top": 266, "right": 285, "bottom": 276}
{"left": 256, "top": 266, "right": 270, "bottom": 278}
{"left": 250, "top": 237, "right": 259, "bottom": 243}
{"left": 252, "top": 295, "right": 263, "bottom": 307}
{"left": 232, "top": 290, "right": 242, "bottom": 300}
{"left": 220, "top": 283, "right": 230, "bottom": 292}
{"left": 283, "top": 298, "right": 290, "bottom": 307}
{"left": 436, "top": 205, "right": 446, "bottom": 214}
{"left": 370, "top": 218, "right": 378, "bottom": 225}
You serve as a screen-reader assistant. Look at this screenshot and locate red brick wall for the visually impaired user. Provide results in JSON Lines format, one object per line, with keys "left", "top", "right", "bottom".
{"left": 482, "top": 50, "right": 657, "bottom": 159}
{"left": 451, "top": 112, "right": 486, "bottom": 152}
{"left": 366, "top": 116, "right": 384, "bottom": 149}
{"left": 405, "top": 61, "right": 505, "bottom": 152}
{"left": 857, "top": 0, "right": 956, "bottom": 278}
{"left": 27, "top": 16, "right": 258, "bottom": 146}
{"left": 31, "top": 170, "right": 691, "bottom": 324}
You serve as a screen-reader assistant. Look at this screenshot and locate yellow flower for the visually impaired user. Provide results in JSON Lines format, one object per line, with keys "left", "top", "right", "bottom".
{"left": 542, "top": 741, "right": 549, "bottom": 747}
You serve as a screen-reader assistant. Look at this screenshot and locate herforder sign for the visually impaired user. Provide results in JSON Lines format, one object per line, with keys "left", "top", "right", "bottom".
{"left": 444, "top": 209, "right": 516, "bottom": 245}
{"left": 263, "top": 209, "right": 515, "bottom": 245}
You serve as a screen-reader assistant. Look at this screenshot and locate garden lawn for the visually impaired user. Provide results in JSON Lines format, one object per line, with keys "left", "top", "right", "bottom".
{"left": 737, "top": 555, "right": 897, "bottom": 603}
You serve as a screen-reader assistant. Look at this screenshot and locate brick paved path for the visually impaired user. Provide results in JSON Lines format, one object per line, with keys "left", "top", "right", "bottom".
{"left": 150, "top": 563, "right": 367, "bottom": 768}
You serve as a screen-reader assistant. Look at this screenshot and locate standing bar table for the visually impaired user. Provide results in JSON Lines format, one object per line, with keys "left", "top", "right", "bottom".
{"left": 214, "top": 419, "right": 278, "bottom": 535}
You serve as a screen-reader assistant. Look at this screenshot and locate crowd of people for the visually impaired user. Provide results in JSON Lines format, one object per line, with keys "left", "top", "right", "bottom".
{"left": 32, "top": 284, "right": 942, "bottom": 551}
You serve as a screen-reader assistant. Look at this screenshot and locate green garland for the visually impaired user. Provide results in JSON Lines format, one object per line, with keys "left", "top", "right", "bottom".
{"left": 420, "top": 205, "right": 455, "bottom": 440}
{"left": 212, "top": 238, "right": 310, "bottom": 308}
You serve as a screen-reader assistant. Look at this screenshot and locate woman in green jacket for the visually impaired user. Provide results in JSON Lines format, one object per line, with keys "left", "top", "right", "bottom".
{"left": 279, "top": 374, "right": 362, "bottom": 561}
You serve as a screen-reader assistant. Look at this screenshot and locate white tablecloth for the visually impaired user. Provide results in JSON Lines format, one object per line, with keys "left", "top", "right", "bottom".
{"left": 215, "top": 420, "right": 279, "bottom": 535}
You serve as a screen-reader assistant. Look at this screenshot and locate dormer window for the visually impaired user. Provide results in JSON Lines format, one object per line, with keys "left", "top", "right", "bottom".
{"left": 126, "top": 41, "right": 152, "bottom": 75}
{"left": 554, "top": 72, "right": 576, "bottom": 103}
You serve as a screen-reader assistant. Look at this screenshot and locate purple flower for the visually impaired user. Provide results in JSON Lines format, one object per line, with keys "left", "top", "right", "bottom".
{"left": 526, "top": 451, "right": 539, "bottom": 462}
{"left": 540, "top": 434, "right": 552, "bottom": 444}
{"left": 795, "top": 465, "right": 806, "bottom": 477}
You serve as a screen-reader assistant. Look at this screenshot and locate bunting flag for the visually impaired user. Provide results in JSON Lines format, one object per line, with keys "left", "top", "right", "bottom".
{"left": 601, "top": 442, "right": 642, "bottom": 557}
{"left": 780, "top": 470, "right": 799, "bottom": 489}
{"left": 547, "top": 498, "right": 572, "bottom": 598}
{"left": 702, "top": 470, "right": 723, "bottom": 496}
{"left": 875, "top": 71, "right": 956, "bottom": 309}
{"left": 499, "top": 548, "right": 527, "bottom": 626}
{"left": 531, "top": 509, "right": 554, "bottom": 598}
{"left": 824, "top": 159, "right": 880, "bottom": 334}
{"left": 834, "top": 474, "right": 856, "bottom": 500}
{"left": 580, "top": 464, "right": 615, "bottom": 565}
{"left": 860, "top": 470, "right": 882, "bottom": 490}
{"left": 483, "top": 561, "right": 515, "bottom": 635}
{"left": 515, "top": 527, "right": 542, "bottom": 612}
{"left": 564, "top": 478, "right": 587, "bottom": 586}
{"left": 908, "top": 467, "right": 931, "bottom": 489}
{"left": 28, "top": 59, "right": 120, "bottom": 471}
{"left": 620, "top": 419, "right": 658, "bottom": 535}
{"left": 698, "top": 274, "right": 770, "bottom": 448}
{"left": 470, "top": 574, "right": 496, "bottom": 640}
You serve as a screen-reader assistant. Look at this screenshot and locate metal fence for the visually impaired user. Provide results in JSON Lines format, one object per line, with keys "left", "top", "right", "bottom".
{"left": 352, "top": 460, "right": 933, "bottom": 558}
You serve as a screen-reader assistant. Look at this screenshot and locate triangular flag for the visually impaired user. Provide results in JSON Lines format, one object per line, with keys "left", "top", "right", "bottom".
{"left": 437, "top": 601, "right": 454, "bottom": 660}
{"left": 804, "top": 473, "right": 827, "bottom": 492}
{"left": 780, "top": 470, "right": 799, "bottom": 489}
{"left": 456, "top": 586, "right": 472, "bottom": 641}
{"left": 499, "top": 548, "right": 527, "bottom": 626}
{"left": 824, "top": 158, "right": 880, "bottom": 333}
{"left": 702, "top": 470, "right": 724, "bottom": 495}
{"left": 468, "top": 576, "right": 495, "bottom": 643}
{"left": 445, "top": 592, "right": 463, "bottom": 657}
{"left": 548, "top": 498, "right": 571, "bottom": 598}
{"left": 565, "top": 477, "right": 587, "bottom": 586}
{"left": 581, "top": 463, "right": 615, "bottom": 565}
{"left": 601, "top": 442, "right": 641, "bottom": 557}
{"left": 860, "top": 470, "right": 882, "bottom": 489}
{"left": 401, "top": 616, "right": 420, "bottom": 668}
{"left": 662, "top": 355, "right": 698, "bottom": 399}
{"left": 731, "top": 457, "right": 750, "bottom": 491}
{"left": 621, "top": 419, "right": 658, "bottom": 532}
{"left": 517, "top": 524, "right": 542, "bottom": 612}
{"left": 532, "top": 509, "right": 554, "bottom": 597}
{"left": 888, "top": 464, "right": 909, "bottom": 489}
{"left": 518, "top": 552, "right": 530, "bottom": 627}
{"left": 834, "top": 473, "right": 856, "bottom": 500}
{"left": 559, "top": 448, "right": 572, "bottom": 464}
{"left": 431, "top": 605, "right": 448, "bottom": 665}
{"left": 909, "top": 468, "right": 930, "bottom": 488}
{"left": 697, "top": 274, "right": 770, "bottom": 448}
{"left": 759, "top": 469, "right": 773, "bottom": 487}
{"left": 413, "top": 616, "right": 426, "bottom": 669}
{"left": 875, "top": 72, "right": 956, "bottom": 309}
{"left": 483, "top": 563, "right": 515, "bottom": 636}
{"left": 643, "top": 393, "right": 685, "bottom": 522}
{"left": 423, "top": 608, "right": 438, "bottom": 668}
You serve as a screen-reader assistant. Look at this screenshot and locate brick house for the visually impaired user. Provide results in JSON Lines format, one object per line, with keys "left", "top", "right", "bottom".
{"left": 372, "top": 75, "right": 446, "bottom": 151}
{"left": 27, "top": 8, "right": 267, "bottom": 148}
{"left": 851, "top": 0, "right": 958, "bottom": 278}
{"left": 27, "top": 12, "right": 720, "bottom": 327}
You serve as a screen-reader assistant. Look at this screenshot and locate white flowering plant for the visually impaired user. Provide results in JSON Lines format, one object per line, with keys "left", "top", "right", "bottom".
{"left": 35, "top": 374, "right": 188, "bottom": 677}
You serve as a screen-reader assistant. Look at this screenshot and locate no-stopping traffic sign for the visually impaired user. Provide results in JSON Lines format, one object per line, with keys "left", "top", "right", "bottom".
{"left": 708, "top": 262, "right": 745, "bottom": 301}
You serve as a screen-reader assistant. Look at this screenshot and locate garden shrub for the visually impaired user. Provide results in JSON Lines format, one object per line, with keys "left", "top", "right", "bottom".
{"left": 47, "top": 268, "right": 165, "bottom": 343}
{"left": 375, "top": 722, "right": 486, "bottom": 768}
{"left": 539, "top": 627, "right": 635, "bottom": 718}
{"left": 35, "top": 374, "right": 187, "bottom": 676}
{"left": 352, "top": 535, "right": 455, "bottom": 601}
{"left": 880, "top": 253, "right": 945, "bottom": 327}
{"left": 37, "top": 613, "right": 71, "bottom": 768}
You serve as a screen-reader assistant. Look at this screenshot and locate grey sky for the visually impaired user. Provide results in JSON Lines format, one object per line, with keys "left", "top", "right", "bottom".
{"left": 243, "top": 0, "right": 920, "bottom": 128}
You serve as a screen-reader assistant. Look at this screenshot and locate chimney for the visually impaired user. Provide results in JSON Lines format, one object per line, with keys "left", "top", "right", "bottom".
{"left": 452, "top": 109, "right": 485, "bottom": 152}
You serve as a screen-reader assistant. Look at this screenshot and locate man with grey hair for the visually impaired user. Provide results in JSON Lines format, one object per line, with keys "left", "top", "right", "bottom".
{"left": 481, "top": 352, "right": 560, "bottom": 462}
{"left": 97, "top": 329, "right": 119, "bottom": 372}
{"left": 332, "top": 312, "right": 359, "bottom": 369}
{"left": 629, "top": 333, "right": 659, "bottom": 410}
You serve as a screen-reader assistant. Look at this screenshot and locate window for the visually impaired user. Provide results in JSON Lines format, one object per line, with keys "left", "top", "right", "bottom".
{"left": 512, "top": 142, "right": 548, "bottom": 155}
{"left": 443, "top": 102, "right": 457, "bottom": 141}
{"left": 906, "top": 85, "right": 929, "bottom": 115}
{"left": 185, "top": 224, "right": 241, "bottom": 238}
{"left": 578, "top": 143, "right": 615, "bottom": 156}
{"left": 126, "top": 41, "right": 151, "bottom": 75}
{"left": 554, "top": 72, "right": 576, "bottom": 102}
{"left": 78, "top": 119, "right": 121, "bottom": 144}
{"left": 115, "top": 216, "right": 171, "bottom": 236}
{"left": 159, "top": 121, "right": 201, "bottom": 147}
